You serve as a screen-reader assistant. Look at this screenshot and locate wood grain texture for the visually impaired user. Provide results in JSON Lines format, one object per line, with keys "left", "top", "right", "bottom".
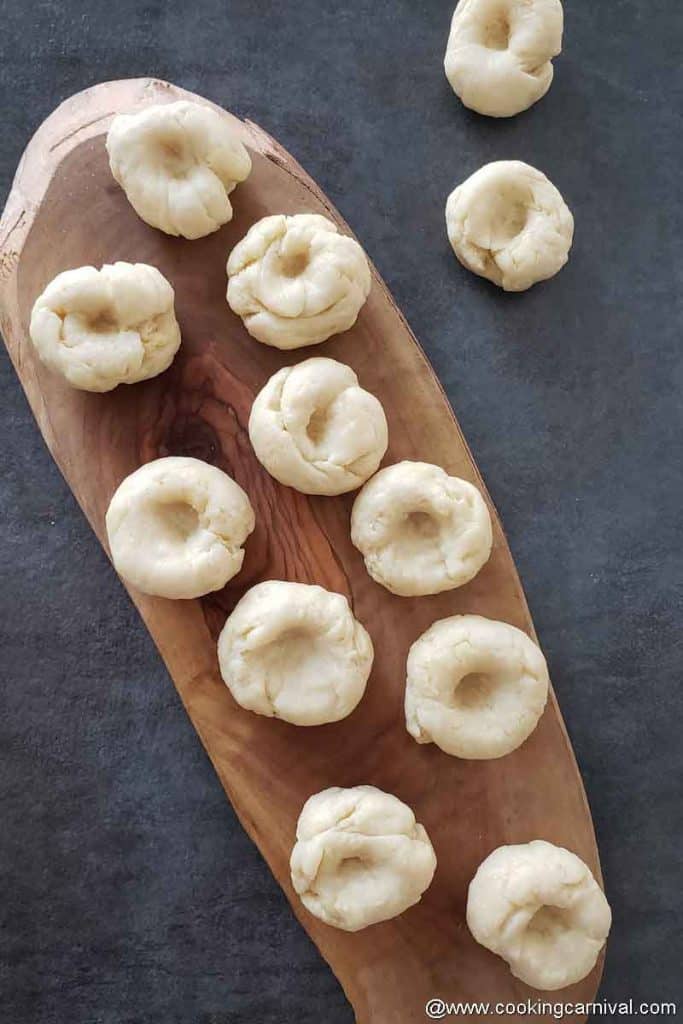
{"left": 0, "top": 78, "right": 605, "bottom": 1023}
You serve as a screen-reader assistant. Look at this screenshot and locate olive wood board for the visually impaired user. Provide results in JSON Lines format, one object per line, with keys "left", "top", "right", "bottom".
{"left": 0, "top": 78, "right": 605, "bottom": 1023}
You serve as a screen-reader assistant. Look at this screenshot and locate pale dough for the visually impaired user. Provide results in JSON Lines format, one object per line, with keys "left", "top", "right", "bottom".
{"left": 405, "top": 614, "right": 549, "bottom": 759}
{"left": 226, "top": 214, "right": 371, "bottom": 349}
{"left": 106, "top": 101, "right": 251, "bottom": 239}
{"left": 290, "top": 785, "right": 437, "bottom": 931}
{"left": 29, "top": 262, "right": 180, "bottom": 392}
{"left": 248, "top": 357, "right": 388, "bottom": 495}
{"left": 217, "top": 581, "right": 373, "bottom": 726}
{"left": 106, "top": 456, "right": 255, "bottom": 599}
{"left": 444, "top": 0, "right": 563, "bottom": 117}
{"left": 446, "top": 161, "right": 574, "bottom": 291}
{"left": 467, "top": 840, "right": 612, "bottom": 990}
{"left": 350, "top": 461, "right": 492, "bottom": 597}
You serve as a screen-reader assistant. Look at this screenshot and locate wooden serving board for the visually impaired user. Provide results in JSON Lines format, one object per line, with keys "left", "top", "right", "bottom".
{"left": 0, "top": 79, "right": 605, "bottom": 1022}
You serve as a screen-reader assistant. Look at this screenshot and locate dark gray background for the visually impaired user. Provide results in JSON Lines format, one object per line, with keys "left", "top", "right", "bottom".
{"left": 1, "top": 1, "right": 681, "bottom": 1021}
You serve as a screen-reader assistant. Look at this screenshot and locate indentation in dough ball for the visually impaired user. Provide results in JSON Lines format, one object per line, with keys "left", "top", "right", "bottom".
{"left": 290, "top": 785, "right": 437, "bottom": 931}
{"left": 482, "top": 9, "right": 510, "bottom": 50}
{"left": 105, "top": 456, "right": 255, "bottom": 599}
{"left": 453, "top": 671, "right": 496, "bottom": 710}
{"left": 405, "top": 509, "right": 441, "bottom": 540}
{"left": 217, "top": 580, "right": 373, "bottom": 726}
{"left": 226, "top": 214, "right": 371, "bottom": 349}
{"left": 446, "top": 161, "right": 574, "bottom": 291}
{"left": 306, "top": 406, "right": 329, "bottom": 444}
{"left": 29, "top": 262, "right": 181, "bottom": 392}
{"left": 405, "top": 614, "right": 549, "bottom": 759}
{"left": 350, "top": 461, "right": 492, "bottom": 597}
{"left": 481, "top": 181, "right": 530, "bottom": 245}
{"left": 106, "top": 101, "right": 252, "bottom": 239}
{"left": 156, "top": 136, "right": 193, "bottom": 178}
{"left": 445, "top": 0, "right": 564, "bottom": 117}
{"left": 148, "top": 500, "right": 200, "bottom": 544}
{"left": 467, "top": 841, "right": 611, "bottom": 989}
{"left": 248, "top": 357, "right": 388, "bottom": 495}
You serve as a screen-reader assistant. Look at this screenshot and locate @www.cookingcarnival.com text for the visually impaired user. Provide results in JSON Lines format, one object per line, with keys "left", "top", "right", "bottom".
{"left": 425, "top": 997, "right": 678, "bottom": 1019}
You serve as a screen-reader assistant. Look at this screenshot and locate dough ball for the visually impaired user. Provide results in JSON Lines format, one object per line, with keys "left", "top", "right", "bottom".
{"left": 106, "top": 101, "right": 252, "bottom": 239}
{"left": 217, "top": 581, "right": 373, "bottom": 726}
{"left": 106, "top": 456, "right": 255, "bottom": 599}
{"left": 29, "top": 262, "right": 181, "bottom": 393}
{"left": 226, "top": 214, "right": 371, "bottom": 349}
{"left": 444, "top": 0, "right": 563, "bottom": 117}
{"left": 350, "top": 462, "right": 492, "bottom": 597}
{"left": 290, "top": 785, "right": 437, "bottom": 931}
{"left": 446, "top": 161, "right": 574, "bottom": 291}
{"left": 248, "top": 357, "right": 388, "bottom": 495}
{"left": 405, "top": 614, "right": 549, "bottom": 759}
{"left": 467, "top": 841, "right": 611, "bottom": 990}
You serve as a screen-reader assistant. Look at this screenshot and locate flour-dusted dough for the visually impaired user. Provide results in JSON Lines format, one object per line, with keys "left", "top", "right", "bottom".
{"left": 467, "top": 841, "right": 611, "bottom": 990}
{"left": 290, "top": 785, "right": 437, "bottom": 931}
{"left": 29, "top": 262, "right": 181, "bottom": 392}
{"left": 106, "top": 101, "right": 252, "bottom": 239}
{"left": 226, "top": 214, "right": 371, "bottom": 350}
{"left": 106, "top": 457, "right": 255, "bottom": 599}
{"left": 446, "top": 161, "right": 574, "bottom": 292}
{"left": 217, "top": 581, "right": 373, "bottom": 726}
{"left": 350, "top": 461, "right": 492, "bottom": 597}
{"left": 248, "top": 357, "right": 388, "bottom": 495}
{"left": 444, "top": 0, "right": 563, "bottom": 117}
{"left": 405, "top": 614, "right": 548, "bottom": 759}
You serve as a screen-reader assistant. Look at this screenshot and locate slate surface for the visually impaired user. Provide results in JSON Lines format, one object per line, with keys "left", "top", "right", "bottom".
{"left": 0, "top": 1, "right": 681, "bottom": 1021}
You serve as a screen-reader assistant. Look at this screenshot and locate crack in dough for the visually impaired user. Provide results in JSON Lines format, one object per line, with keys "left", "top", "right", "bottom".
{"left": 217, "top": 581, "right": 373, "bottom": 726}
{"left": 290, "top": 785, "right": 437, "bottom": 931}
{"left": 405, "top": 614, "right": 549, "bottom": 759}
{"left": 444, "top": 0, "right": 564, "bottom": 117}
{"left": 446, "top": 161, "right": 574, "bottom": 291}
{"left": 248, "top": 357, "right": 388, "bottom": 495}
{"left": 467, "top": 841, "right": 611, "bottom": 989}
{"left": 226, "top": 214, "right": 371, "bottom": 350}
{"left": 105, "top": 456, "right": 255, "bottom": 599}
{"left": 350, "top": 461, "right": 492, "bottom": 597}
{"left": 106, "top": 101, "right": 252, "bottom": 239}
{"left": 29, "top": 262, "right": 181, "bottom": 392}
